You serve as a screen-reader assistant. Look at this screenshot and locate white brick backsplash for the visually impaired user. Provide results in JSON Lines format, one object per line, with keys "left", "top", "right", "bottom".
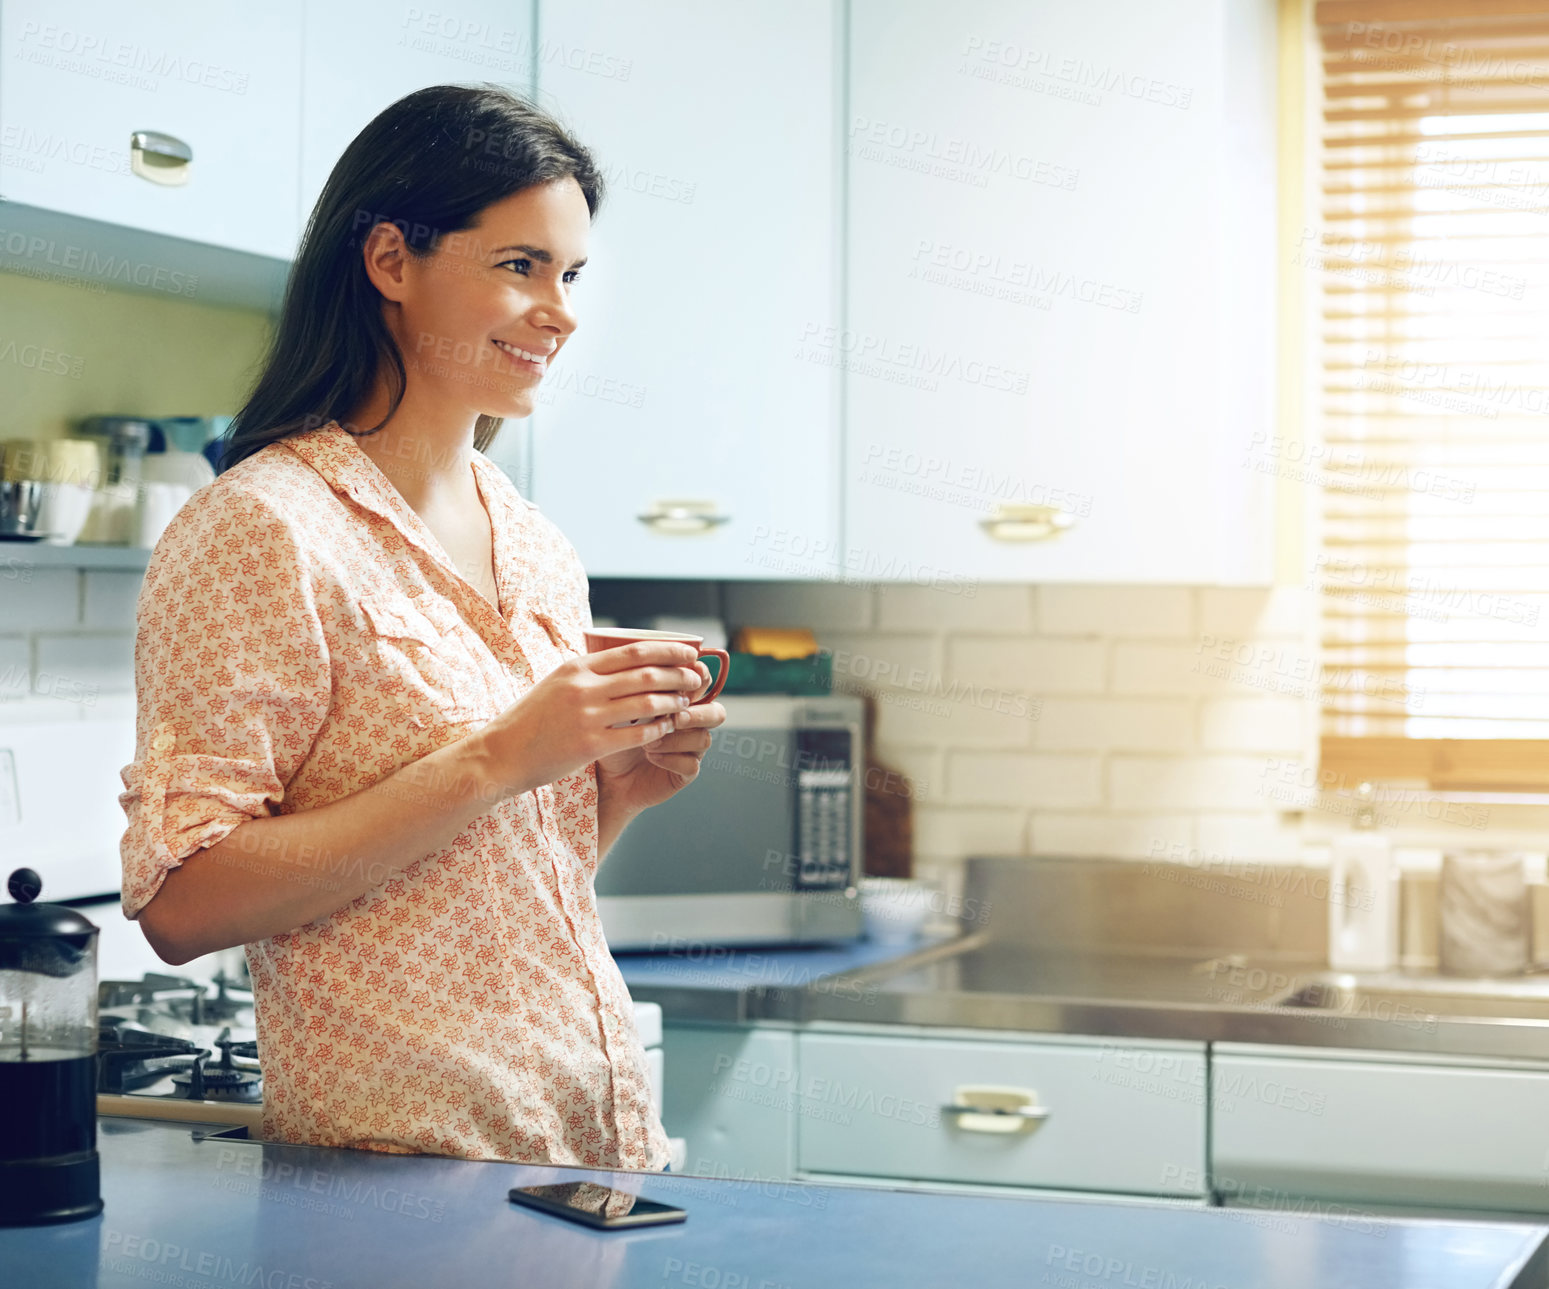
{"left": 0, "top": 549, "right": 1368, "bottom": 873}
{"left": 949, "top": 638, "right": 1105, "bottom": 694}
{"left": 867, "top": 747, "right": 941, "bottom": 806}
{"left": 0, "top": 636, "right": 28, "bottom": 700}
{"left": 1199, "top": 587, "right": 1314, "bottom": 641}
{"left": 946, "top": 752, "right": 1102, "bottom": 809}
{"left": 875, "top": 583, "right": 1033, "bottom": 634}
{"left": 724, "top": 581, "right": 873, "bottom": 631}
{"left": 1196, "top": 812, "right": 1306, "bottom": 863}
{"left": 1037, "top": 587, "right": 1194, "bottom": 638}
{"left": 35, "top": 634, "right": 134, "bottom": 698}
{"left": 83, "top": 571, "right": 143, "bottom": 629}
{"left": 1034, "top": 698, "right": 1193, "bottom": 752}
{"left": 1030, "top": 813, "right": 1194, "bottom": 860}
{"left": 912, "top": 806, "right": 1027, "bottom": 862}
{"left": 819, "top": 633, "right": 942, "bottom": 691}
{"left": 1111, "top": 643, "right": 1234, "bottom": 697}
{"left": 1109, "top": 755, "right": 1277, "bottom": 811}
{"left": 873, "top": 686, "right": 1035, "bottom": 749}
{"left": 2, "top": 568, "right": 80, "bottom": 631}
{"left": 1199, "top": 697, "right": 1308, "bottom": 753}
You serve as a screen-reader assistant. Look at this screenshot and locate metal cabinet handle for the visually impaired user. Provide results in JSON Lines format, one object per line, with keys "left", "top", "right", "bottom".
{"left": 979, "top": 503, "right": 1076, "bottom": 542}
{"left": 131, "top": 131, "right": 193, "bottom": 186}
{"left": 941, "top": 1103, "right": 1050, "bottom": 1123}
{"left": 637, "top": 500, "right": 731, "bottom": 534}
{"left": 942, "top": 1084, "right": 1050, "bottom": 1134}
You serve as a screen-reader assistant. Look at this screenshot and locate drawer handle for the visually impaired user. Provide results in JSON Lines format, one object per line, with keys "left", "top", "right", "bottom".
{"left": 942, "top": 1084, "right": 1049, "bottom": 1135}
{"left": 979, "top": 503, "right": 1076, "bottom": 542}
{"left": 131, "top": 131, "right": 193, "bottom": 187}
{"left": 637, "top": 500, "right": 731, "bottom": 534}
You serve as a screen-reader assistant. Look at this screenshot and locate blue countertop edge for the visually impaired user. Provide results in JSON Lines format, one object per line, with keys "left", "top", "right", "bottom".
{"left": 6, "top": 1117, "right": 1547, "bottom": 1289}
{"left": 612, "top": 932, "right": 951, "bottom": 1003}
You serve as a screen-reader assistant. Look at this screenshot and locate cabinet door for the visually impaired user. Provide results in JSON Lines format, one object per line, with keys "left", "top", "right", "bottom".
{"left": 798, "top": 1031, "right": 1207, "bottom": 1194}
{"left": 1213, "top": 1050, "right": 1549, "bottom": 1213}
{"left": 299, "top": 2, "right": 535, "bottom": 230}
{"left": 845, "top": 0, "right": 1275, "bottom": 584}
{"left": 662, "top": 1025, "right": 798, "bottom": 1181}
{"left": 0, "top": 1, "right": 302, "bottom": 259}
{"left": 529, "top": 0, "right": 842, "bottom": 579}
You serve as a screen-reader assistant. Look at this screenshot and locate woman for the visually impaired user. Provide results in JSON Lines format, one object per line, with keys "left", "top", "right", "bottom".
{"left": 116, "top": 84, "right": 723, "bottom": 1172}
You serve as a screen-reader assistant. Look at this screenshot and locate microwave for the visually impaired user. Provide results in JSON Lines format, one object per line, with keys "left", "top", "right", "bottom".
{"left": 595, "top": 693, "right": 865, "bottom": 949}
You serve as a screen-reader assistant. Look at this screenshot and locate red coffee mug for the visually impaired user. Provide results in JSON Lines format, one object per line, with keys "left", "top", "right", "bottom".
{"left": 582, "top": 627, "right": 731, "bottom": 727}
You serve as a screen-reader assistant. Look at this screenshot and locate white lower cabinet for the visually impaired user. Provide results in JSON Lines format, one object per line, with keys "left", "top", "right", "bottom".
{"left": 661, "top": 1024, "right": 798, "bottom": 1181}
{"left": 1212, "top": 1045, "right": 1549, "bottom": 1215}
{"left": 662, "top": 1024, "right": 1549, "bottom": 1214}
{"left": 662, "top": 1023, "right": 1207, "bottom": 1198}
{"left": 795, "top": 1029, "right": 1206, "bottom": 1197}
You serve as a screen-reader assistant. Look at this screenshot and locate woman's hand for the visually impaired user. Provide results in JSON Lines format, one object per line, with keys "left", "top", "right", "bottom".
{"left": 471, "top": 640, "right": 709, "bottom": 800}
{"left": 594, "top": 658, "right": 726, "bottom": 816}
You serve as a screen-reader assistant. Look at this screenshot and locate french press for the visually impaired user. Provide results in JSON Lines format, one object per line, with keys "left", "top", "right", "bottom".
{"left": 0, "top": 867, "right": 103, "bottom": 1225}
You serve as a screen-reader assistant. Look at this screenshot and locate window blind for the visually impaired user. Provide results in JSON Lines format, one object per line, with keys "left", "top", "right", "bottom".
{"left": 1314, "top": 0, "right": 1549, "bottom": 789}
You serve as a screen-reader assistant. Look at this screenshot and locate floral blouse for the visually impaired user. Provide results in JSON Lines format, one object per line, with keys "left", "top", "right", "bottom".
{"left": 117, "top": 420, "right": 670, "bottom": 1171}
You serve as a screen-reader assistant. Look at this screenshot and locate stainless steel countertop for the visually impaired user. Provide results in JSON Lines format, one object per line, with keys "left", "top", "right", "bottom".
{"left": 758, "top": 931, "right": 1549, "bottom": 1061}
{"left": 632, "top": 858, "right": 1549, "bottom": 1063}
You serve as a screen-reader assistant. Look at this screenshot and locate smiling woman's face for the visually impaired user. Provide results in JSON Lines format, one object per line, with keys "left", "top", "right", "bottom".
{"left": 376, "top": 176, "right": 592, "bottom": 422}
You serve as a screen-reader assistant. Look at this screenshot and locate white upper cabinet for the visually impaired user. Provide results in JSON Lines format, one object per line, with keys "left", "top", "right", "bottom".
{"left": 0, "top": 0, "right": 303, "bottom": 260}
{"left": 298, "top": 3, "right": 535, "bottom": 232}
{"left": 845, "top": 0, "right": 1276, "bottom": 584}
{"left": 528, "top": 0, "right": 843, "bottom": 579}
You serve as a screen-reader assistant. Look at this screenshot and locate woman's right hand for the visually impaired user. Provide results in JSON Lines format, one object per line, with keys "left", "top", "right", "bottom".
{"left": 472, "top": 640, "right": 707, "bottom": 799}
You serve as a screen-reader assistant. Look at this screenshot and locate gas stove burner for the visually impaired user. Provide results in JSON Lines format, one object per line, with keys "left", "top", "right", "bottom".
{"left": 100, "top": 969, "right": 252, "bottom": 1027}
{"left": 96, "top": 1018, "right": 205, "bottom": 1094}
{"left": 99, "top": 971, "right": 203, "bottom": 1009}
{"left": 167, "top": 1028, "right": 263, "bottom": 1103}
{"left": 169, "top": 1061, "right": 262, "bottom": 1102}
{"left": 179, "top": 969, "right": 252, "bottom": 1024}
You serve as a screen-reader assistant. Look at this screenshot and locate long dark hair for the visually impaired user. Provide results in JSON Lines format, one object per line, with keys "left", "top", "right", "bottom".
{"left": 217, "top": 83, "right": 604, "bottom": 474}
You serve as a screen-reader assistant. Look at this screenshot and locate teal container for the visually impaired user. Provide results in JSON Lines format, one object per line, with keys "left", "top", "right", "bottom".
{"left": 718, "top": 650, "right": 832, "bottom": 696}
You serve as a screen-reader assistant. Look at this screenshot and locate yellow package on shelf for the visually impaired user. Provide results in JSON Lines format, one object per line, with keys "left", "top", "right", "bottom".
{"left": 731, "top": 626, "right": 819, "bottom": 659}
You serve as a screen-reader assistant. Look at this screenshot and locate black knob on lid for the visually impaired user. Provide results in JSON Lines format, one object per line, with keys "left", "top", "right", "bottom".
{"left": 7, "top": 868, "right": 42, "bottom": 904}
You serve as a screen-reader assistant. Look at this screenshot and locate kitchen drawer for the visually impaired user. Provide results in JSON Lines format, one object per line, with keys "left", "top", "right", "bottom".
{"left": 796, "top": 1032, "right": 1206, "bottom": 1195}
{"left": 1212, "top": 1049, "right": 1549, "bottom": 1212}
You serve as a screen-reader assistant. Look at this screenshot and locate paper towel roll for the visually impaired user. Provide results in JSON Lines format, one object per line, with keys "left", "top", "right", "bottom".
{"left": 1439, "top": 850, "right": 1531, "bottom": 976}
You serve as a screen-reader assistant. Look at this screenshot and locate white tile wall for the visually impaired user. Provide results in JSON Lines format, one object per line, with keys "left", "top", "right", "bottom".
{"left": 0, "top": 571, "right": 1341, "bottom": 882}
{"left": 13, "top": 567, "right": 1549, "bottom": 932}
{"left": 1038, "top": 586, "right": 1195, "bottom": 638}
{"left": 875, "top": 584, "right": 1034, "bottom": 634}
{"left": 2, "top": 565, "right": 135, "bottom": 717}
{"left": 802, "top": 583, "right": 1317, "bottom": 869}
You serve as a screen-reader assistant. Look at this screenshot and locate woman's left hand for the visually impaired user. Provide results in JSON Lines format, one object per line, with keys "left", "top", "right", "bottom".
{"left": 594, "top": 661, "right": 726, "bottom": 815}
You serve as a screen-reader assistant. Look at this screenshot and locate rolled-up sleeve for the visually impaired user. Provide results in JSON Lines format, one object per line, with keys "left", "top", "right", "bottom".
{"left": 118, "top": 486, "right": 332, "bottom": 919}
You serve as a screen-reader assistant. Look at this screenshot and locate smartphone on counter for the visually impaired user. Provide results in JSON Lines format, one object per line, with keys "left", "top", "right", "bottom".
{"left": 507, "top": 1181, "right": 688, "bottom": 1230}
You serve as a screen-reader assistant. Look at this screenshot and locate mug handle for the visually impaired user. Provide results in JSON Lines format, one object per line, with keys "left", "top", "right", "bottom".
{"left": 691, "top": 649, "right": 730, "bottom": 705}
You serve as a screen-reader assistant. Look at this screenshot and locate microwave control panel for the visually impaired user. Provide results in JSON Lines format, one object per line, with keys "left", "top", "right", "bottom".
{"left": 793, "top": 728, "right": 855, "bottom": 890}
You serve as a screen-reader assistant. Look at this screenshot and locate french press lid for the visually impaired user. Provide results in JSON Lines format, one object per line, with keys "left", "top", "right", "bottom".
{"left": 0, "top": 868, "right": 97, "bottom": 976}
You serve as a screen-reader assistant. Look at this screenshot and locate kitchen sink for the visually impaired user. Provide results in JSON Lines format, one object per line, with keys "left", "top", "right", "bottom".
{"left": 1269, "top": 974, "right": 1549, "bottom": 1023}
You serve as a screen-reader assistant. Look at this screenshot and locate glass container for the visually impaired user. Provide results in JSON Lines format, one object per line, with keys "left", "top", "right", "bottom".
{"left": 0, "top": 867, "right": 102, "bottom": 1225}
